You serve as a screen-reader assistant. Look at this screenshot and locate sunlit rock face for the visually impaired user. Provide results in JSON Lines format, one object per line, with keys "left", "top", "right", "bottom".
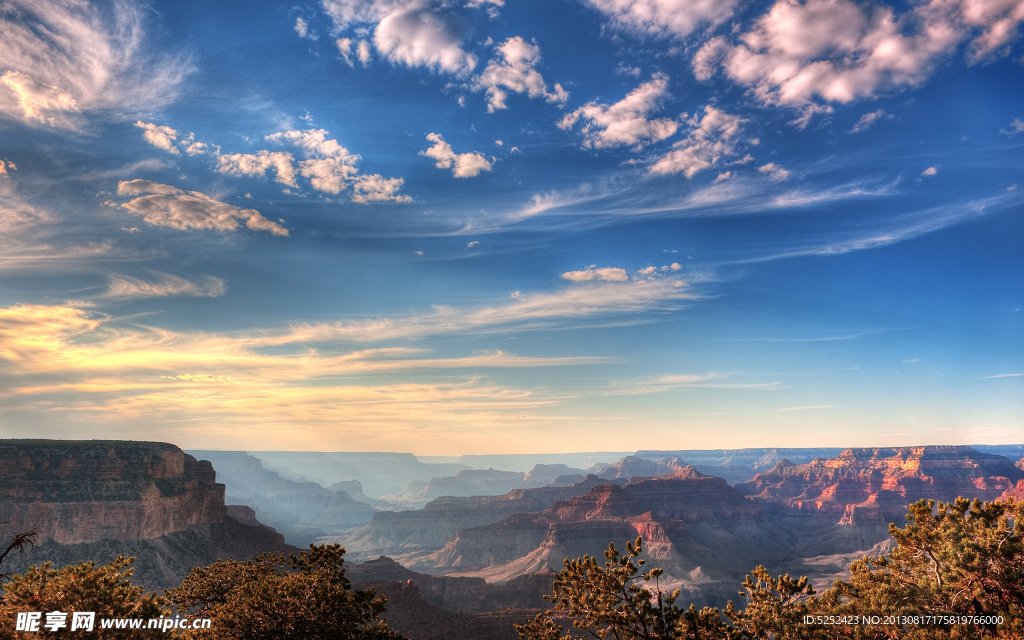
{"left": 0, "top": 440, "right": 226, "bottom": 544}
{"left": 736, "top": 445, "right": 1024, "bottom": 525}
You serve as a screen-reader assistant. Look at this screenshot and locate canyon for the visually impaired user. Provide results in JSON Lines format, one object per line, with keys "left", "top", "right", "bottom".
{"left": 2, "top": 439, "right": 1022, "bottom": 635}
{"left": 338, "top": 445, "right": 1024, "bottom": 610}
{"left": 0, "top": 440, "right": 295, "bottom": 590}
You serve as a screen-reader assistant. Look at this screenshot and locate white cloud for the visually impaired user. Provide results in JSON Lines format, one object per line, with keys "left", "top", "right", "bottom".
{"left": 294, "top": 17, "right": 318, "bottom": 40}
{"left": 921, "top": 166, "right": 938, "bottom": 176}
{"left": 373, "top": 1, "right": 477, "bottom": 75}
{"left": 321, "top": 0, "right": 409, "bottom": 30}
{"left": 1001, "top": 117, "right": 1024, "bottom": 135}
{"left": 649, "top": 106, "right": 746, "bottom": 177}
{"left": 558, "top": 73, "right": 676, "bottom": 149}
{"left": 264, "top": 129, "right": 410, "bottom": 202}
{"left": 267, "top": 129, "right": 361, "bottom": 194}
{"left": 323, "top": 0, "right": 478, "bottom": 74}
{"left": 0, "top": 71, "right": 82, "bottom": 129}
{"left": 106, "top": 272, "right": 227, "bottom": 298}
{"left": 217, "top": 151, "right": 298, "bottom": 187}
{"left": 466, "top": 240, "right": 480, "bottom": 248}
{"left": 135, "top": 121, "right": 180, "bottom": 154}
{"left": 182, "top": 134, "right": 215, "bottom": 156}
{"left": 692, "top": 0, "right": 1024, "bottom": 114}
{"left": 960, "top": 0, "right": 1024, "bottom": 60}
{"left": 0, "top": 0, "right": 188, "bottom": 129}
{"left": 561, "top": 266, "right": 629, "bottom": 282}
{"left": 472, "top": 37, "right": 568, "bottom": 112}
{"left": 849, "top": 108, "right": 894, "bottom": 133}
{"left": 336, "top": 38, "right": 355, "bottom": 66}
{"left": 336, "top": 37, "right": 373, "bottom": 67}
{"left": 420, "top": 133, "right": 492, "bottom": 177}
{"left": 759, "top": 162, "right": 790, "bottom": 181}
{"left": 582, "top": 0, "right": 742, "bottom": 39}
{"left": 357, "top": 39, "right": 373, "bottom": 66}
{"left": 352, "top": 174, "right": 412, "bottom": 203}
{"left": 115, "top": 180, "right": 289, "bottom": 236}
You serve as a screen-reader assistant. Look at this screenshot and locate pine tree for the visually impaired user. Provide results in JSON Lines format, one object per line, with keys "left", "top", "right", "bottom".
{"left": 169, "top": 544, "right": 407, "bottom": 640}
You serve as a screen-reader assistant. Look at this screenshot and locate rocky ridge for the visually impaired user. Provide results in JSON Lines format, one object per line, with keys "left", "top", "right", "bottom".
{"left": 736, "top": 445, "right": 1024, "bottom": 526}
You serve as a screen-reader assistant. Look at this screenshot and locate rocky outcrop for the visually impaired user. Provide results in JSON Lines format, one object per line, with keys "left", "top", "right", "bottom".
{"left": 736, "top": 446, "right": 1024, "bottom": 526}
{"left": 425, "top": 472, "right": 787, "bottom": 594}
{"left": 0, "top": 440, "right": 225, "bottom": 544}
{"left": 190, "top": 451, "right": 376, "bottom": 545}
{"left": 593, "top": 456, "right": 687, "bottom": 481}
{"left": 336, "top": 475, "right": 625, "bottom": 561}
{"left": 0, "top": 440, "right": 298, "bottom": 590}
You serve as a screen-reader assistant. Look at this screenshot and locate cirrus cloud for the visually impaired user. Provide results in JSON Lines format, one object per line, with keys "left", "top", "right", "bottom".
{"left": 0, "top": 0, "right": 189, "bottom": 129}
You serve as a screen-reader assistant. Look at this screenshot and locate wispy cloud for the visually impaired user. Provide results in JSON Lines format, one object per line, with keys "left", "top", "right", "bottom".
{"left": 602, "top": 372, "right": 784, "bottom": 396}
{"left": 0, "top": 0, "right": 190, "bottom": 129}
{"left": 273, "top": 276, "right": 695, "bottom": 344}
{"left": 777, "top": 404, "right": 842, "bottom": 412}
{"left": 105, "top": 272, "right": 227, "bottom": 299}
{"left": 0, "top": 303, "right": 606, "bottom": 449}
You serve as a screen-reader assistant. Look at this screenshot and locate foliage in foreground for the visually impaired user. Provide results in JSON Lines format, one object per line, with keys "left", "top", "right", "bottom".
{"left": 0, "top": 555, "right": 168, "bottom": 639}
{"left": 516, "top": 497, "right": 1024, "bottom": 639}
{"left": 169, "top": 543, "right": 407, "bottom": 640}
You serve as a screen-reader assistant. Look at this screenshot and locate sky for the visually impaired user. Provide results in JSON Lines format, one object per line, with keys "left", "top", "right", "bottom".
{"left": 0, "top": 0, "right": 1021, "bottom": 455}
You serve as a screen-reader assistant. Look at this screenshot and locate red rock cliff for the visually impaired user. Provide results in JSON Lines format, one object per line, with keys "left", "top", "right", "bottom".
{"left": 0, "top": 440, "right": 226, "bottom": 544}
{"left": 737, "top": 446, "right": 1023, "bottom": 525}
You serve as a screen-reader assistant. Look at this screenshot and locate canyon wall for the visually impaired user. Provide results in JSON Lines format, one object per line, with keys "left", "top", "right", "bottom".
{"left": 0, "top": 440, "right": 225, "bottom": 544}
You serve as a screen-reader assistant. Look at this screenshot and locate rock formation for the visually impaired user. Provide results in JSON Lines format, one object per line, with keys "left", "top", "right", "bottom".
{"left": 0, "top": 440, "right": 296, "bottom": 590}
{"left": 336, "top": 475, "right": 626, "bottom": 562}
{"left": 0, "top": 440, "right": 225, "bottom": 544}
{"left": 736, "top": 446, "right": 1024, "bottom": 526}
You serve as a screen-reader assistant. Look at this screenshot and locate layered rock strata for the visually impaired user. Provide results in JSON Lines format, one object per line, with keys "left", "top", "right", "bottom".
{"left": 0, "top": 440, "right": 224, "bottom": 544}
{"left": 737, "top": 446, "right": 1024, "bottom": 526}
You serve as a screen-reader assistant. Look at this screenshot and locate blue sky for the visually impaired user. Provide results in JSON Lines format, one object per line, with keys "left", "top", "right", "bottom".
{"left": 0, "top": 0, "right": 1020, "bottom": 454}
